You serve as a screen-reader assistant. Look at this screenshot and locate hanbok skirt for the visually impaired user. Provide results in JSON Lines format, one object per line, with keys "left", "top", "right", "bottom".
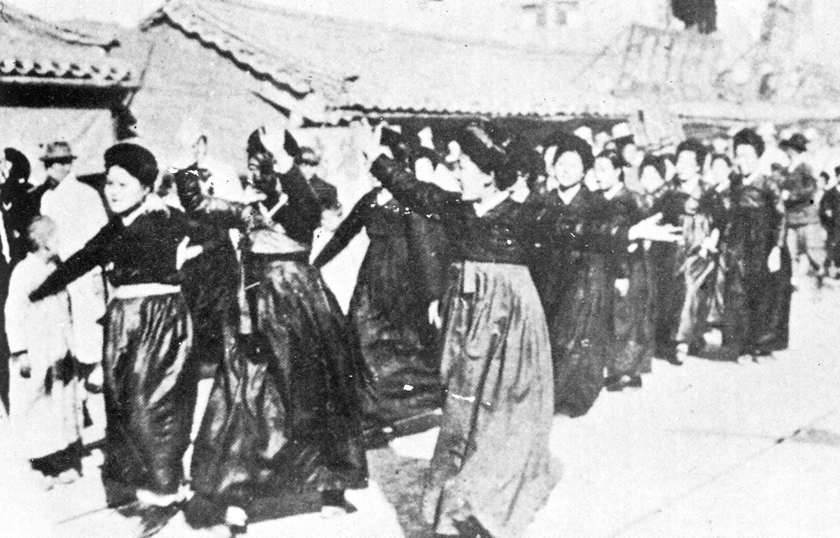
{"left": 608, "top": 253, "right": 652, "bottom": 378}
{"left": 350, "top": 233, "right": 442, "bottom": 429}
{"left": 549, "top": 253, "right": 610, "bottom": 417}
{"left": 423, "top": 262, "right": 558, "bottom": 538}
{"left": 101, "top": 291, "right": 197, "bottom": 496}
{"left": 190, "top": 255, "right": 368, "bottom": 511}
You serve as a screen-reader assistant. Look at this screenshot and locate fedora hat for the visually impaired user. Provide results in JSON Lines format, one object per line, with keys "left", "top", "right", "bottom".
{"left": 779, "top": 133, "right": 808, "bottom": 153}
{"left": 41, "top": 141, "right": 76, "bottom": 163}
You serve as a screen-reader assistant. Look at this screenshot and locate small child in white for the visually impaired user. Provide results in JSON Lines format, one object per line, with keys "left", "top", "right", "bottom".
{"left": 6, "top": 216, "right": 83, "bottom": 487}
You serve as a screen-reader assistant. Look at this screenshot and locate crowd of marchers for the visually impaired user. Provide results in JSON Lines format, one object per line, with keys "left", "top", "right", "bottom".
{"left": 0, "top": 117, "right": 836, "bottom": 538}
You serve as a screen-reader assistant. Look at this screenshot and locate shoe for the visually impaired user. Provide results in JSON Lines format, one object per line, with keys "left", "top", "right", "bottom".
{"left": 224, "top": 505, "right": 248, "bottom": 535}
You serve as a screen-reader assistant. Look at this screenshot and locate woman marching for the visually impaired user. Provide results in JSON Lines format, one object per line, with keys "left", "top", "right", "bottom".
{"left": 29, "top": 143, "right": 203, "bottom": 531}
{"left": 533, "top": 134, "right": 679, "bottom": 416}
{"left": 593, "top": 150, "right": 652, "bottom": 391}
{"left": 367, "top": 121, "right": 558, "bottom": 538}
{"left": 186, "top": 127, "right": 368, "bottom": 532}
{"left": 312, "top": 150, "right": 445, "bottom": 441}
{"left": 721, "top": 129, "right": 791, "bottom": 361}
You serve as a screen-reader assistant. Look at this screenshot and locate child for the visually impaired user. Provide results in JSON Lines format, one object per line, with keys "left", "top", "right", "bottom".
{"left": 6, "top": 216, "right": 83, "bottom": 487}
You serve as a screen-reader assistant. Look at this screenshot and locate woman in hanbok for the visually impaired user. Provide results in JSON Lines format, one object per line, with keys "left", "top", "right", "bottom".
{"left": 187, "top": 127, "right": 368, "bottom": 532}
{"left": 174, "top": 168, "right": 243, "bottom": 377}
{"left": 30, "top": 143, "right": 202, "bottom": 530}
{"left": 672, "top": 139, "right": 726, "bottom": 363}
{"left": 313, "top": 167, "right": 445, "bottom": 439}
{"left": 6, "top": 216, "right": 83, "bottom": 486}
{"left": 721, "top": 129, "right": 790, "bottom": 360}
{"left": 594, "top": 150, "right": 650, "bottom": 391}
{"left": 368, "top": 121, "right": 559, "bottom": 538}
{"left": 535, "top": 134, "right": 679, "bottom": 415}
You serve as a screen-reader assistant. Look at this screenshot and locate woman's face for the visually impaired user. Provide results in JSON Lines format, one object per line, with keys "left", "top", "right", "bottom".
{"left": 675, "top": 150, "right": 699, "bottom": 180}
{"left": 553, "top": 151, "right": 585, "bottom": 189}
{"left": 105, "top": 165, "right": 149, "bottom": 215}
{"left": 594, "top": 157, "right": 621, "bottom": 191}
{"left": 710, "top": 158, "right": 731, "bottom": 185}
{"left": 640, "top": 165, "right": 665, "bottom": 194}
{"left": 735, "top": 144, "right": 759, "bottom": 175}
{"left": 451, "top": 152, "right": 491, "bottom": 202}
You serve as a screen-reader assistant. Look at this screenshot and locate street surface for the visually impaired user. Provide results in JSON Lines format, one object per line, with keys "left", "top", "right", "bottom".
{"left": 2, "top": 277, "right": 839, "bottom": 538}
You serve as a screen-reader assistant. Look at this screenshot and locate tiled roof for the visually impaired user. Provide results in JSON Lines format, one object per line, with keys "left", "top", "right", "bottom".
{"left": 0, "top": 4, "right": 137, "bottom": 87}
{"left": 150, "top": 0, "right": 625, "bottom": 117}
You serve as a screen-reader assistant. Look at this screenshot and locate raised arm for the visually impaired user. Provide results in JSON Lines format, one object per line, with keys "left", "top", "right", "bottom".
{"left": 370, "top": 155, "right": 462, "bottom": 225}
{"left": 313, "top": 189, "right": 376, "bottom": 268}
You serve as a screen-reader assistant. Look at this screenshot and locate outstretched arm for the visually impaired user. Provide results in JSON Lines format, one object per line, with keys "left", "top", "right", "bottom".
{"left": 30, "top": 221, "right": 119, "bottom": 301}
{"left": 313, "top": 190, "right": 376, "bottom": 268}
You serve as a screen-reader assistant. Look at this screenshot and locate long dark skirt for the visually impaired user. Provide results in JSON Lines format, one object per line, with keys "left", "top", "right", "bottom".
{"left": 101, "top": 292, "right": 197, "bottom": 496}
{"left": 423, "top": 262, "right": 558, "bottom": 538}
{"left": 351, "top": 234, "right": 442, "bottom": 428}
{"left": 608, "top": 253, "right": 652, "bottom": 378}
{"left": 722, "top": 246, "right": 793, "bottom": 356}
{"left": 191, "top": 257, "right": 368, "bottom": 511}
{"left": 649, "top": 242, "right": 684, "bottom": 359}
{"left": 549, "top": 254, "right": 610, "bottom": 417}
{"left": 181, "top": 242, "right": 239, "bottom": 377}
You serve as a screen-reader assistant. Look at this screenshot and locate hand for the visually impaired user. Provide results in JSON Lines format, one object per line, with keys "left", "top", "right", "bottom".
{"left": 781, "top": 190, "right": 791, "bottom": 201}
{"left": 700, "top": 228, "right": 720, "bottom": 257}
{"left": 614, "top": 278, "right": 629, "bottom": 297}
{"left": 358, "top": 119, "right": 391, "bottom": 164}
{"left": 258, "top": 125, "right": 294, "bottom": 174}
{"left": 767, "top": 245, "right": 781, "bottom": 273}
{"left": 376, "top": 188, "right": 393, "bottom": 206}
{"left": 428, "top": 300, "right": 442, "bottom": 329}
{"left": 176, "top": 237, "right": 204, "bottom": 270}
{"left": 628, "top": 213, "right": 682, "bottom": 242}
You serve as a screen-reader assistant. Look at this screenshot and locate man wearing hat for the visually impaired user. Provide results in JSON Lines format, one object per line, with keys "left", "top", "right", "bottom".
{"left": 38, "top": 141, "right": 108, "bottom": 387}
{"left": 779, "top": 133, "right": 826, "bottom": 287}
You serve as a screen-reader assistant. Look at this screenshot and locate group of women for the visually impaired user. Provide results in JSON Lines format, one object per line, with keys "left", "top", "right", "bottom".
{"left": 21, "top": 119, "right": 793, "bottom": 538}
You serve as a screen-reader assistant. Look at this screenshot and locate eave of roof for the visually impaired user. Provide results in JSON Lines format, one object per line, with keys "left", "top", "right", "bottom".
{"left": 0, "top": 4, "right": 137, "bottom": 88}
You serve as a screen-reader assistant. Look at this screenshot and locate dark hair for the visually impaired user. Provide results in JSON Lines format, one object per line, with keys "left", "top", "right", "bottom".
{"left": 834, "top": 165, "right": 840, "bottom": 177}
{"left": 454, "top": 121, "right": 517, "bottom": 190}
{"left": 732, "top": 128, "right": 765, "bottom": 157}
{"left": 542, "top": 131, "right": 595, "bottom": 171}
{"left": 104, "top": 143, "right": 158, "bottom": 188}
{"left": 596, "top": 149, "right": 625, "bottom": 182}
{"left": 676, "top": 138, "right": 708, "bottom": 168}
{"left": 710, "top": 153, "right": 732, "bottom": 168}
{"left": 640, "top": 153, "right": 667, "bottom": 180}
{"left": 507, "top": 135, "right": 543, "bottom": 187}
{"left": 3, "top": 148, "right": 31, "bottom": 184}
